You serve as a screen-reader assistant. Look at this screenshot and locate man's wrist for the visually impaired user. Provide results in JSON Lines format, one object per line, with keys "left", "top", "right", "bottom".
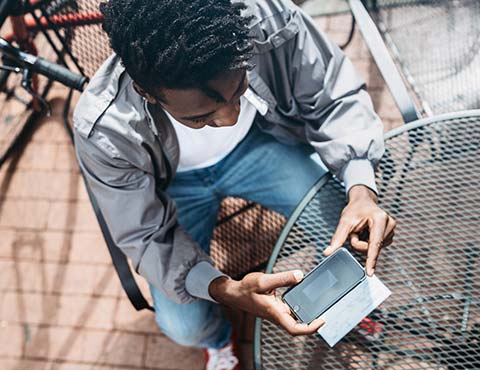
{"left": 208, "top": 276, "right": 233, "bottom": 303}
{"left": 348, "top": 184, "right": 378, "bottom": 203}
{"left": 185, "top": 261, "right": 228, "bottom": 302}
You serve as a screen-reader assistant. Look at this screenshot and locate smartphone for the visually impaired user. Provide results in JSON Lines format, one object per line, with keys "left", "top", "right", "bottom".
{"left": 282, "top": 248, "right": 366, "bottom": 324}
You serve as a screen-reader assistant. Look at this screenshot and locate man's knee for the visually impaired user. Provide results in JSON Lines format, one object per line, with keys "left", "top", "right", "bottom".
{"left": 153, "top": 301, "right": 229, "bottom": 348}
{"left": 154, "top": 310, "right": 206, "bottom": 346}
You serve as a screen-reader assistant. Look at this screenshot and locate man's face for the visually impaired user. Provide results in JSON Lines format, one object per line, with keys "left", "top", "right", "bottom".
{"left": 154, "top": 69, "right": 249, "bottom": 129}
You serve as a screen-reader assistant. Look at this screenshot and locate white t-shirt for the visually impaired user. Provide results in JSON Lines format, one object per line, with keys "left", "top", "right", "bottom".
{"left": 166, "top": 87, "right": 268, "bottom": 172}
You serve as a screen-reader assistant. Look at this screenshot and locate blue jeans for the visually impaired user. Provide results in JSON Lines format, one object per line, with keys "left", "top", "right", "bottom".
{"left": 149, "top": 123, "right": 327, "bottom": 348}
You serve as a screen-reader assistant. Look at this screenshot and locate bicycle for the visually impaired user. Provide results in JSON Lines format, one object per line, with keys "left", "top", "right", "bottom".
{"left": 0, "top": 0, "right": 107, "bottom": 169}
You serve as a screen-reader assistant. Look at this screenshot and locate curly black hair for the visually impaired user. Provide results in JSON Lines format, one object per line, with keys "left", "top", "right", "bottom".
{"left": 100, "top": 0, "right": 255, "bottom": 97}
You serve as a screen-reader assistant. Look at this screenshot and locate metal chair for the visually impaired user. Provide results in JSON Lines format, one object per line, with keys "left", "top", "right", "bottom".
{"left": 348, "top": 0, "right": 480, "bottom": 119}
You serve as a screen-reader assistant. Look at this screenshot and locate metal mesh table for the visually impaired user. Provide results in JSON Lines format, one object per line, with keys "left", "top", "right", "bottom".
{"left": 370, "top": 0, "right": 480, "bottom": 116}
{"left": 254, "top": 110, "right": 480, "bottom": 369}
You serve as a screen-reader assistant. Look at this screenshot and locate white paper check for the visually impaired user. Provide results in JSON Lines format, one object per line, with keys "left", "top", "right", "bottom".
{"left": 317, "top": 275, "right": 391, "bottom": 347}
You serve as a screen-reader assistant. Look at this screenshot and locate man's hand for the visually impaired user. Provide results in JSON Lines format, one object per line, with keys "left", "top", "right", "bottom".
{"left": 324, "top": 185, "right": 396, "bottom": 276}
{"left": 209, "top": 271, "right": 324, "bottom": 336}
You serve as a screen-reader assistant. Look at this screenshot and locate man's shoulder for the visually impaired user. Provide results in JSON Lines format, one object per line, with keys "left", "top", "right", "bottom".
{"left": 240, "top": 0, "right": 301, "bottom": 53}
{"left": 240, "top": 0, "right": 296, "bottom": 21}
{"left": 73, "top": 53, "right": 146, "bottom": 142}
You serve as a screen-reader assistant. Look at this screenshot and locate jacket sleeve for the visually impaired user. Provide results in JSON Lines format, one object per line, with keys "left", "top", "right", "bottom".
{"left": 289, "top": 3, "right": 384, "bottom": 194}
{"left": 74, "top": 131, "right": 226, "bottom": 304}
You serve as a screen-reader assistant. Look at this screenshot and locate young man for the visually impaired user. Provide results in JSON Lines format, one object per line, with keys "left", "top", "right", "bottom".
{"left": 74, "top": 0, "right": 396, "bottom": 368}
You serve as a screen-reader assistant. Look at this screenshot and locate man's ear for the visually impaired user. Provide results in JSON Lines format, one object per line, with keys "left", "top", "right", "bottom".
{"left": 132, "top": 82, "right": 158, "bottom": 104}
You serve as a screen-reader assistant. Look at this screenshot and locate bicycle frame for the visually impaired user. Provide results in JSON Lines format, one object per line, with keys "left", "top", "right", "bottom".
{"left": 2, "top": 0, "right": 103, "bottom": 69}
{"left": 0, "top": 0, "right": 98, "bottom": 167}
{"left": 1, "top": 0, "right": 102, "bottom": 100}
{"left": 4, "top": 12, "right": 104, "bottom": 43}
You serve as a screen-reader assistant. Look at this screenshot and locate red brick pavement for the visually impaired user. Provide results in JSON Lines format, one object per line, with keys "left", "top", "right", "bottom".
{"left": 0, "top": 12, "right": 402, "bottom": 370}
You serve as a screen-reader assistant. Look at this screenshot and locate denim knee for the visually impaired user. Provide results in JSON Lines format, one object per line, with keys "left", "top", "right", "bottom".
{"left": 153, "top": 302, "right": 231, "bottom": 348}
{"left": 154, "top": 315, "right": 204, "bottom": 347}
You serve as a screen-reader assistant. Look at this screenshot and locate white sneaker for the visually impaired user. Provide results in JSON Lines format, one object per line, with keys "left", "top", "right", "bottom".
{"left": 204, "top": 339, "right": 242, "bottom": 370}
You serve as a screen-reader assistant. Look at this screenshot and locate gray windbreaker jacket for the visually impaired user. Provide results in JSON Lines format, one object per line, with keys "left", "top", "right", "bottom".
{"left": 73, "top": 0, "right": 384, "bottom": 304}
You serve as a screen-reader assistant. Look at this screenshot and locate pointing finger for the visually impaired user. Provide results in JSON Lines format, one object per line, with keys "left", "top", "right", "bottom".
{"left": 326, "top": 218, "right": 353, "bottom": 256}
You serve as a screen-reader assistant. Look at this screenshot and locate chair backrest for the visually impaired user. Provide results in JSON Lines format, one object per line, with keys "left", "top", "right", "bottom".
{"left": 362, "top": 0, "right": 480, "bottom": 116}
{"left": 349, "top": 0, "right": 421, "bottom": 123}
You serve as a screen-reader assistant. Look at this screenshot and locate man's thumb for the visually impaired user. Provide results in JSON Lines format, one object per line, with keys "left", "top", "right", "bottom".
{"left": 257, "top": 270, "right": 304, "bottom": 292}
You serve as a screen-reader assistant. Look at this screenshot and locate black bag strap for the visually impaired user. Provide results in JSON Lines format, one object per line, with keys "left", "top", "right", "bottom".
{"left": 81, "top": 172, "right": 155, "bottom": 312}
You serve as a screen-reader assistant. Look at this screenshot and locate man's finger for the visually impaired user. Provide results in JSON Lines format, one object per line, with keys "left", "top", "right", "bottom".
{"left": 383, "top": 216, "right": 397, "bottom": 240}
{"left": 350, "top": 232, "right": 368, "bottom": 252}
{"left": 256, "top": 270, "right": 304, "bottom": 292}
{"left": 383, "top": 230, "right": 395, "bottom": 247}
{"left": 366, "top": 213, "right": 388, "bottom": 276}
{"left": 325, "top": 219, "right": 353, "bottom": 256}
{"left": 275, "top": 310, "right": 324, "bottom": 336}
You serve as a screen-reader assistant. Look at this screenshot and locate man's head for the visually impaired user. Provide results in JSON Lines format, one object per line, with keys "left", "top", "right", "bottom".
{"left": 100, "top": 0, "right": 255, "bottom": 128}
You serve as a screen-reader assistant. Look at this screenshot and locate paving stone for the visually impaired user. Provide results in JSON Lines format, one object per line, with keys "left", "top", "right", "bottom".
{"left": 0, "top": 292, "right": 120, "bottom": 331}
{"left": 69, "top": 232, "right": 111, "bottom": 264}
{"left": 47, "top": 201, "right": 100, "bottom": 233}
{"left": 0, "top": 230, "right": 113, "bottom": 265}
{"left": 0, "top": 228, "right": 16, "bottom": 255}
{"left": 343, "top": 30, "right": 377, "bottom": 60}
{"left": 302, "top": 0, "right": 350, "bottom": 18}
{"left": 353, "top": 59, "right": 388, "bottom": 89}
{"left": 30, "top": 118, "right": 70, "bottom": 144}
{"left": 144, "top": 335, "right": 204, "bottom": 370}
{"left": 370, "top": 89, "right": 403, "bottom": 121}
{"left": 76, "top": 178, "right": 90, "bottom": 201}
{"left": 0, "top": 230, "right": 70, "bottom": 262}
{"left": 0, "top": 322, "right": 24, "bottom": 357}
{"left": 322, "top": 30, "right": 352, "bottom": 48}
{"left": 54, "top": 144, "right": 80, "bottom": 173}
{"left": 0, "top": 260, "right": 121, "bottom": 297}
{"left": 324, "top": 13, "right": 353, "bottom": 32}
{"left": 312, "top": 15, "right": 330, "bottom": 31}
{"left": 0, "top": 358, "right": 122, "bottom": 370}
{"left": 14, "top": 143, "right": 58, "bottom": 171}
{"left": 29, "top": 109, "right": 72, "bottom": 145}
{"left": 1, "top": 170, "right": 80, "bottom": 201}
{"left": 0, "top": 199, "right": 50, "bottom": 229}
{"left": 71, "top": 202, "right": 101, "bottom": 232}
{"left": 23, "top": 324, "right": 145, "bottom": 367}
{"left": 30, "top": 116, "right": 72, "bottom": 144}
{"left": 113, "top": 298, "right": 158, "bottom": 334}
{"left": 382, "top": 117, "right": 404, "bottom": 132}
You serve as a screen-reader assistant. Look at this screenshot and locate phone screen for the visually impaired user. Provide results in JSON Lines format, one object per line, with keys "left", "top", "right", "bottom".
{"left": 282, "top": 248, "right": 365, "bottom": 323}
